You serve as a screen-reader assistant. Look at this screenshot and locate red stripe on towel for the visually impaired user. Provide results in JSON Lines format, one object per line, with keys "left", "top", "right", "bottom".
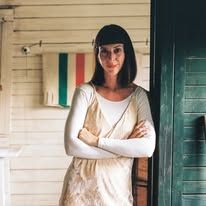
{"left": 76, "top": 53, "right": 85, "bottom": 86}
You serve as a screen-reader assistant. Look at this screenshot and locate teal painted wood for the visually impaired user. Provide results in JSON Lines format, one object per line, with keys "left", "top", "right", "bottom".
{"left": 184, "top": 100, "right": 206, "bottom": 113}
{"left": 184, "top": 155, "right": 206, "bottom": 166}
{"left": 150, "top": 0, "right": 175, "bottom": 206}
{"left": 156, "top": 51, "right": 174, "bottom": 206}
{"left": 151, "top": 0, "right": 206, "bottom": 205}
{"left": 182, "top": 61, "right": 206, "bottom": 204}
{"left": 187, "top": 49, "right": 206, "bottom": 58}
{"left": 186, "top": 59, "right": 206, "bottom": 72}
{"left": 185, "top": 86, "right": 206, "bottom": 98}
{"left": 186, "top": 73, "right": 206, "bottom": 85}
{"left": 172, "top": 32, "right": 185, "bottom": 206}
{"left": 183, "top": 168, "right": 206, "bottom": 181}
{"left": 171, "top": 2, "right": 190, "bottom": 205}
{"left": 184, "top": 114, "right": 203, "bottom": 126}
{"left": 182, "top": 195, "right": 206, "bottom": 206}
{"left": 183, "top": 182, "right": 206, "bottom": 193}
{"left": 183, "top": 55, "right": 206, "bottom": 206}
{"left": 172, "top": 1, "right": 206, "bottom": 205}
{"left": 184, "top": 127, "right": 204, "bottom": 140}
{"left": 184, "top": 140, "right": 206, "bottom": 154}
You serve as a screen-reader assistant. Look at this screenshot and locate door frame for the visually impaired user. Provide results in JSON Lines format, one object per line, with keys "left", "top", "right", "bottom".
{"left": 0, "top": 9, "right": 13, "bottom": 135}
{"left": 149, "top": 0, "right": 176, "bottom": 205}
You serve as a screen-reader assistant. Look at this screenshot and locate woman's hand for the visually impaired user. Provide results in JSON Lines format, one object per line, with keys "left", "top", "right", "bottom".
{"left": 129, "top": 120, "right": 150, "bottom": 139}
{"left": 78, "top": 128, "right": 99, "bottom": 146}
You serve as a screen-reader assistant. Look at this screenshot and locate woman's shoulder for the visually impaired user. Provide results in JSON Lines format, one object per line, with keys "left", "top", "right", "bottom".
{"left": 132, "top": 84, "right": 149, "bottom": 97}
{"left": 77, "top": 82, "right": 93, "bottom": 92}
{"left": 131, "top": 83, "right": 146, "bottom": 91}
{"left": 76, "top": 82, "right": 94, "bottom": 103}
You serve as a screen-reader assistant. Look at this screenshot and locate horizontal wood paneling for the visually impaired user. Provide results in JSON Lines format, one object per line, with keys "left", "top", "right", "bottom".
{"left": 184, "top": 113, "right": 202, "bottom": 126}
{"left": 182, "top": 195, "right": 206, "bottom": 206}
{"left": 0, "top": 9, "right": 13, "bottom": 17}
{"left": 11, "top": 182, "right": 62, "bottom": 194}
{"left": 183, "top": 182, "right": 206, "bottom": 193}
{"left": 12, "top": 119, "right": 65, "bottom": 132}
{"left": 12, "top": 82, "right": 42, "bottom": 95}
{"left": 1, "top": 0, "right": 150, "bottom": 6}
{"left": 186, "top": 58, "right": 206, "bottom": 72}
{"left": 142, "top": 54, "right": 150, "bottom": 67}
{"left": 14, "top": 16, "right": 150, "bottom": 31}
{"left": 12, "top": 95, "right": 42, "bottom": 107}
{"left": 16, "top": 145, "right": 66, "bottom": 157}
{"left": 184, "top": 140, "right": 206, "bottom": 154}
{"left": 11, "top": 194, "right": 59, "bottom": 206}
{"left": 184, "top": 99, "right": 206, "bottom": 113}
{"left": 14, "top": 4, "right": 149, "bottom": 18}
{"left": 10, "top": 157, "right": 72, "bottom": 169}
{"left": 13, "top": 29, "right": 149, "bottom": 44}
{"left": 10, "top": 132, "right": 64, "bottom": 145}
{"left": 12, "top": 107, "right": 68, "bottom": 119}
{"left": 141, "top": 68, "right": 150, "bottom": 80}
{"left": 184, "top": 127, "right": 204, "bottom": 140}
{"left": 13, "top": 56, "right": 42, "bottom": 70}
{"left": 183, "top": 168, "right": 206, "bottom": 181}
{"left": 12, "top": 70, "right": 42, "bottom": 83}
{"left": 186, "top": 72, "right": 206, "bottom": 85}
{"left": 11, "top": 169, "right": 65, "bottom": 182}
{"left": 13, "top": 44, "right": 150, "bottom": 57}
{"left": 183, "top": 56, "right": 206, "bottom": 206}
{"left": 184, "top": 155, "right": 206, "bottom": 167}
{"left": 185, "top": 86, "right": 206, "bottom": 98}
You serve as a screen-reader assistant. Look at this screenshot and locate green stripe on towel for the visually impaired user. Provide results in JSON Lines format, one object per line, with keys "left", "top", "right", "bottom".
{"left": 58, "top": 53, "right": 68, "bottom": 106}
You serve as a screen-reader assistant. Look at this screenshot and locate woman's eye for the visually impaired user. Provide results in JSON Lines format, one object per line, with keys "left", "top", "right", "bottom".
{"left": 101, "top": 50, "right": 107, "bottom": 54}
{"left": 114, "top": 48, "right": 123, "bottom": 54}
{"left": 100, "top": 49, "right": 106, "bottom": 53}
{"left": 100, "top": 49, "right": 109, "bottom": 57}
{"left": 99, "top": 46, "right": 124, "bottom": 58}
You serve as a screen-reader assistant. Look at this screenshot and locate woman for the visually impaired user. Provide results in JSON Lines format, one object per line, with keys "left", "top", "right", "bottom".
{"left": 59, "top": 24, "right": 156, "bottom": 206}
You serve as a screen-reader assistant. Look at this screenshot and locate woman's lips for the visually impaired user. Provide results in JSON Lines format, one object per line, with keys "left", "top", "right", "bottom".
{"left": 107, "top": 64, "right": 117, "bottom": 68}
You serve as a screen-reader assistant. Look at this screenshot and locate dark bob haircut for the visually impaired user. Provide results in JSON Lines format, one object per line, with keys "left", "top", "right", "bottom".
{"left": 90, "top": 24, "right": 137, "bottom": 87}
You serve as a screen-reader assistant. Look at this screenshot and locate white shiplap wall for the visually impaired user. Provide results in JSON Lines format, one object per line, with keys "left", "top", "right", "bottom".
{"left": 1, "top": 0, "right": 150, "bottom": 205}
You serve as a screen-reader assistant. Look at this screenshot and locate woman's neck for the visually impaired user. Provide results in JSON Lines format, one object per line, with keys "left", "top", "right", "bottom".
{"left": 103, "top": 75, "right": 120, "bottom": 91}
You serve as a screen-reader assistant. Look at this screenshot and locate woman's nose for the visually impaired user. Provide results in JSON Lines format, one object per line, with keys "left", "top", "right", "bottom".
{"left": 108, "top": 51, "right": 116, "bottom": 61}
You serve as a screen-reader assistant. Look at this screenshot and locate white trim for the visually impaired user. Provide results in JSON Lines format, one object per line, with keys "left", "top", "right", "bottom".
{"left": 0, "top": 9, "right": 13, "bottom": 135}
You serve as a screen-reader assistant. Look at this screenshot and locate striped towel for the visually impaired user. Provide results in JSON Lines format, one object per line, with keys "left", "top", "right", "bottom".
{"left": 42, "top": 53, "right": 94, "bottom": 107}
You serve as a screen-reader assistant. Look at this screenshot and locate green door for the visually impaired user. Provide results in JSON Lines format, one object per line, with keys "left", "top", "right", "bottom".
{"left": 151, "top": 1, "right": 206, "bottom": 205}
{"left": 172, "top": 1, "right": 206, "bottom": 205}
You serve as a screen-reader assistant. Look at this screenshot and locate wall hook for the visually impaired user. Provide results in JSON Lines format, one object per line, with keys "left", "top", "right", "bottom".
{"left": 21, "top": 40, "right": 43, "bottom": 55}
{"left": 146, "top": 38, "right": 149, "bottom": 46}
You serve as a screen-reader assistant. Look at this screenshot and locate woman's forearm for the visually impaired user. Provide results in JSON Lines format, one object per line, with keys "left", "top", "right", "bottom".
{"left": 64, "top": 86, "right": 118, "bottom": 159}
{"left": 98, "top": 127, "right": 156, "bottom": 158}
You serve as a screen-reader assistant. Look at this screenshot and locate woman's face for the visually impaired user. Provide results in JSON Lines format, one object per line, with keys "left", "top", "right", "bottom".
{"left": 98, "top": 43, "right": 125, "bottom": 77}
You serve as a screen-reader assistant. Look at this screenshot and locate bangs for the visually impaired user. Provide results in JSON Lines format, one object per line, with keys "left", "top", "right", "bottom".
{"left": 94, "top": 24, "right": 128, "bottom": 47}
